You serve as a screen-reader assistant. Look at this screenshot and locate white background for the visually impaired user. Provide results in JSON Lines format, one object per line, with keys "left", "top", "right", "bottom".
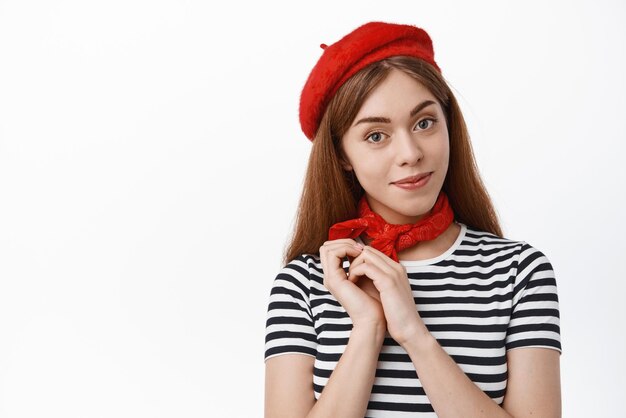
{"left": 0, "top": 1, "right": 624, "bottom": 417}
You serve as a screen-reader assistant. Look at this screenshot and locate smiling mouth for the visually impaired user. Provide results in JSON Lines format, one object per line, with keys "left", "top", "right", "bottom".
{"left": 390, "top": 172, "right": 433, "bottom": 190}
{"left": 392, "top": 172, "right": 432, "bottom": 184}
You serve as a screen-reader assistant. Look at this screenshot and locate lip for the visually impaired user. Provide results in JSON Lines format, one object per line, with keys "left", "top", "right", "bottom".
{"left": 392, "top": 172, "right": 432, "bottom": 190}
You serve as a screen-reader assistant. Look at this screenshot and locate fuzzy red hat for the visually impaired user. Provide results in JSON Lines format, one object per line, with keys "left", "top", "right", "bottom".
{"left": 299, "top": 21, "right": 440, "bottom": 141}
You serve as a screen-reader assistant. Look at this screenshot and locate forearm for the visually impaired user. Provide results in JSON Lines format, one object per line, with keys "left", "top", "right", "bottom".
{"left": 404, "top": 333, "right": 512, "bottom": 418}
{"left": 306, "top": 324, "right": 385, "bottom": 418}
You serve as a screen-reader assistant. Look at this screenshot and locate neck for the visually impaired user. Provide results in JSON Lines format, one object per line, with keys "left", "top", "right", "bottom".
{"left": 329, "top": 191, "right": 455, "bottom": 262}
{"left": 395, "top": 221, "right": 461, "bottom": 262}
{"left": 365, "top": 196, "right": 432, "bottom": 225}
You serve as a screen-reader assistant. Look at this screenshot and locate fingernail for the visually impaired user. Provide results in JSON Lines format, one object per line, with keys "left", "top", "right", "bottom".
{"left": 355, "top": 243, "right": 364, "bottom": 250}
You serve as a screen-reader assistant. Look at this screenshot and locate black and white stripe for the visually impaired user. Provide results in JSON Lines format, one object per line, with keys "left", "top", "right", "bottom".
{"left": 265, "top": 222, "right": 561, "bottom": 417}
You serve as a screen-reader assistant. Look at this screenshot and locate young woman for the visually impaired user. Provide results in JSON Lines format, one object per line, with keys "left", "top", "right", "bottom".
{"left": 264, "top": 22, "right": 561, "bottom": 418}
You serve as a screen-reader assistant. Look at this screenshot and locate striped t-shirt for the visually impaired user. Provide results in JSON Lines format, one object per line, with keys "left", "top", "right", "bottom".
{"left": 264, "top": 222, "right": 561, "bottom": 417}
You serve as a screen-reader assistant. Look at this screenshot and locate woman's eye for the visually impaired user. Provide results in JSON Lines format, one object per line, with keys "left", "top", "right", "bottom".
{"left": 415, "top": 118, "right": 436, "bottom": 130}
{"left": 366, "top": 132, "right": 386, "bottom": 143}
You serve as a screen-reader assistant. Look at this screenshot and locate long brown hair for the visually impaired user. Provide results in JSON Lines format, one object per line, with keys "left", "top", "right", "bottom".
{"left": 284, "top": 56, "right": 502, "bottom": 264}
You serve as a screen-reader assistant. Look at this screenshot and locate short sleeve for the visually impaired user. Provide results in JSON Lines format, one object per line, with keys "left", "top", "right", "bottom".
{"left": 505, "top": 243, "right": 562, "bottom": 353}
{"left": 264, "top": 256, "right": 318, "bottom": 361}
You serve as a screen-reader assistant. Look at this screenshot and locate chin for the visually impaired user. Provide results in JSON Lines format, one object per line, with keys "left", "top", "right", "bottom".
{"left": 402, "top": 195, "right": 439, "bottom": 216}
{"left": 368, "top": 189, "right": 439, "bottom": 222}
{"left": 385, "top": 205, "right": 429, "bottom": 223}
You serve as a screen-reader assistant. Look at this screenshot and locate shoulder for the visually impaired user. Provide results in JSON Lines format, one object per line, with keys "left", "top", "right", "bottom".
{"left": 462, "top": 224, "right": 524, "bottom": 249}
{"left": 272, "top": 254, "right": 324, "bottom": 294}
{"left": 461, "top": 224, "right": 552, "bottom": 263}
{"left": 281, "top": 253, "right": 323, "bottom": 279}
{"left": 513, "top": 241, "right": 558, "bottom": 294}
{"left": 453, "top": 225, "right": 556, "bottom": 281}
{"left": 462, "top": 225, "right": 559, "bottom": 299}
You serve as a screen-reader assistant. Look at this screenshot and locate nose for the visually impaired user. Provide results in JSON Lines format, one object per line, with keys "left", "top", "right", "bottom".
{"left": 394, "top": 129, "right": 423, "bottom": 166}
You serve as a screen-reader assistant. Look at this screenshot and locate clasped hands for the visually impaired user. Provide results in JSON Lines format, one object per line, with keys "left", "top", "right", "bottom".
{"left": 319, "top": 238, "right": 428, "bottom": 347}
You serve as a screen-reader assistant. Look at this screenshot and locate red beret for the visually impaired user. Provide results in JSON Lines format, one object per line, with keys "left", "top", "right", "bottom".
{"left": 299, "top": 21, "right": 440, "bottom": 141}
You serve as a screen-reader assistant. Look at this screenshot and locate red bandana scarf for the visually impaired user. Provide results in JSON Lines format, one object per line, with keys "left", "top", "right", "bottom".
{"left": 328, "top": 191, "right": 455, "bottom": 262}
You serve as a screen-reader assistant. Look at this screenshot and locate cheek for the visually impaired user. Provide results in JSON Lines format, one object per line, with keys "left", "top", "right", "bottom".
{"left": 435, "top": 134, "right": 450, "bottom": 164}
{"left": 344, "top": 144, "right": 381, "bottom": 174}
{"left": 442, "top": 142, "right": 450, "bottom": 166}
{"left": 351, "top": 155, "right": 389, "bottom": 188}
{"left": 351, "top": 160, "right": 378, "bottom": 183}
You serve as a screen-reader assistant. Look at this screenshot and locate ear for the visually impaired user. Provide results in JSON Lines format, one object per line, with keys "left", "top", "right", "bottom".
{"left": 337, "top": 147, "right": 353, "bottom": 171}
{"left": 339, "top": 155, "right": 353, "bottom": 171}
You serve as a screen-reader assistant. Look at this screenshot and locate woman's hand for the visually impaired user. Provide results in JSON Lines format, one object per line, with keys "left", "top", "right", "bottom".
{"left": 348, "top": 245, "right": 429, "bottom": 346}
{"left": 319, "top": 239, "right": 386, "bottom": 332}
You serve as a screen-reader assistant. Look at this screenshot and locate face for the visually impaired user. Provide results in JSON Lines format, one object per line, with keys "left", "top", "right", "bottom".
{"left": 341, "top": 69, "right": 450, "bottom": 225}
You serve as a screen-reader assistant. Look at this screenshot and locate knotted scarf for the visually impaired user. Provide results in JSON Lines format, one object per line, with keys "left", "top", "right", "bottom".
{"left": 328, "top": 191, "right": 454, "bottom": 261}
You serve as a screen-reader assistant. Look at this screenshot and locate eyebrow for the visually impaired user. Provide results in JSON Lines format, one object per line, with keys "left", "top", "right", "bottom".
{"left": 352, "top": 100, "right": 437, "bottom": 127}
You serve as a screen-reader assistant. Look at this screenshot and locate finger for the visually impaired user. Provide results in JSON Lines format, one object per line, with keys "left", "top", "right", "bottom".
{"left": 320, "top": 242, "right": 363, "bottom": 264}
{"left": 346, "top": 250, "right": 374, "bottom": 283}
{"left": 349, "top": 247, "right": 396, "bottom": 278}
{"left": 320, "top": 243, "right": 363, "bottom": 284}
{"left": 360, "top": 245, "right": 399, "bottom": 267}
{"left": 349, "top": 261, "right": 387, "bottom": 287}
{"left": 321, "top": 238, "right": 361, "bottom": 247}
{"left": 320, "top": 241, "right": 363, "bottom": 264}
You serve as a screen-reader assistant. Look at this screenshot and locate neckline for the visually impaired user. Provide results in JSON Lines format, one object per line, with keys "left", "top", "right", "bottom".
{"left": 354, "top": 222, "right": 467, "bottom": 266}
{"left": 399, "top": 222, "right": 466, "bottom": 266}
